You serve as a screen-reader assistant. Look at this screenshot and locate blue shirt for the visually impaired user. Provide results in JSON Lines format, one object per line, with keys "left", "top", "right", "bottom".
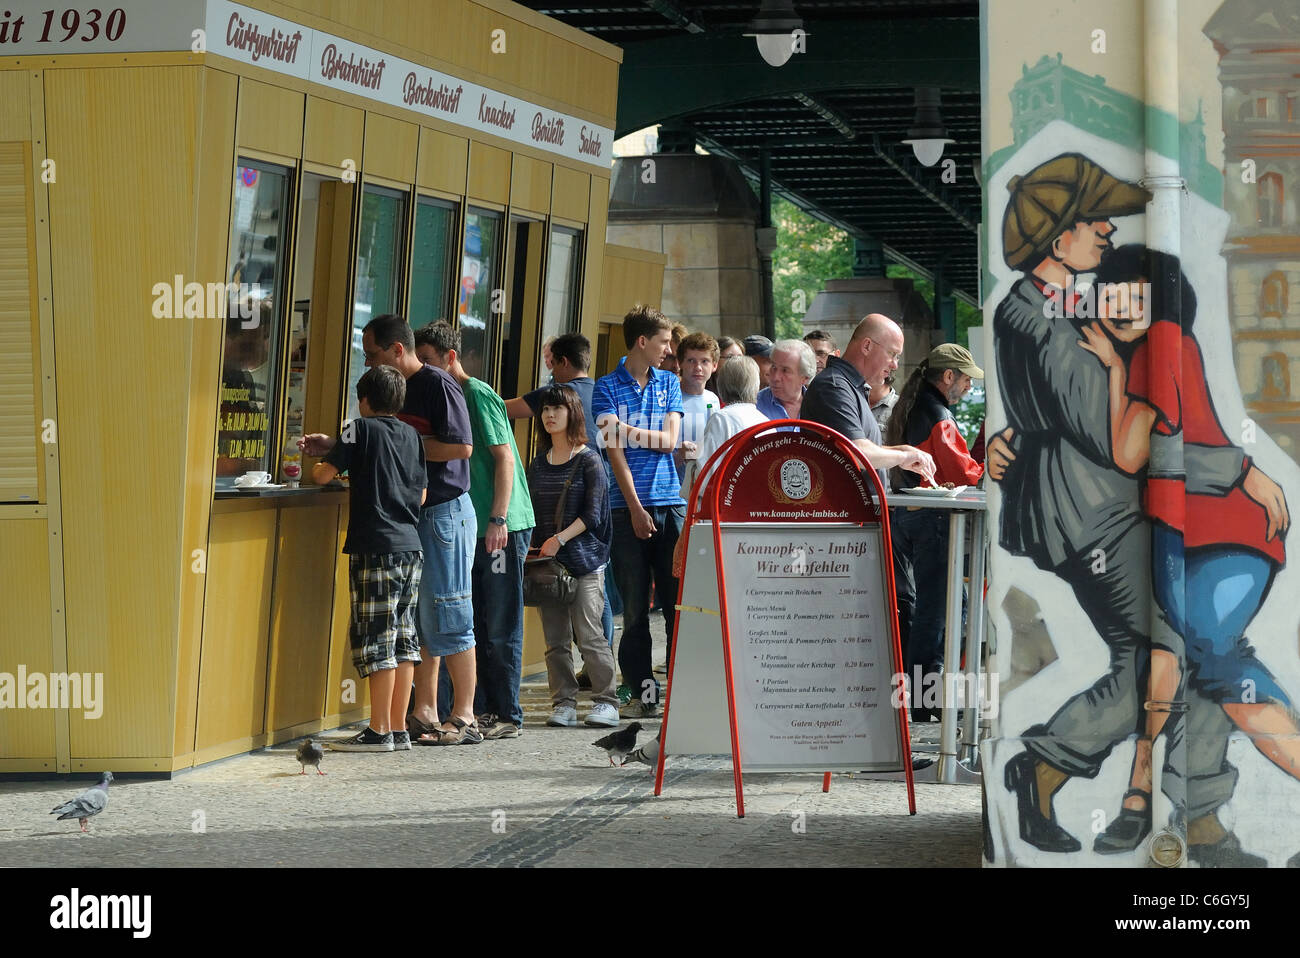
{"left": 756, "top": 386, "right": 794, "bottom": 420}
{"left": 593, "top": 357, "right": 684, "bottom": 509}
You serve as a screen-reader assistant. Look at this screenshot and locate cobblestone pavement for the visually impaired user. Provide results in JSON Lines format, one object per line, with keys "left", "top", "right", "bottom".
{"left": 0, "top": 620, "right": 980, "bottom": 868}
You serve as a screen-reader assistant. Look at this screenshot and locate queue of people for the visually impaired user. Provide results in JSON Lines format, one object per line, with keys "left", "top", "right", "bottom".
{"left": 303, "top": 305, "right": 983, "bottom": 752}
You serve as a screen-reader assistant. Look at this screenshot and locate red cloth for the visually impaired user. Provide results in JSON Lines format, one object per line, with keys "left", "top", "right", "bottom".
{"left": 971, "top": 421, "right": 986, "bottom": 465}
{"left": 917, "top": 418, "right": 985, "bottom": 485}
{"left": 1128, "top": 320, "right": 1283, "bottom": 564}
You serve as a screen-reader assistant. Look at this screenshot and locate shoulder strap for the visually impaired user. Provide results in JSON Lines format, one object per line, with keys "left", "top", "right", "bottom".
{"left": 555, "top": 452, "right": 584, "bottom": 532}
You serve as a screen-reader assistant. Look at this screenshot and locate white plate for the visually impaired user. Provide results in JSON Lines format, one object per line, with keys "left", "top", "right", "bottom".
{"left": 235, "top": 482, "right": 285, "bottom": 490}
{"left": 897, "top": 485, "right": 968, "bottom": 498}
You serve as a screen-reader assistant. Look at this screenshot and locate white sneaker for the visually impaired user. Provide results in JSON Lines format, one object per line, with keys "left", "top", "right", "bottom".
{"left": 547, "top": 705, "right": 578, "bottom": 727}
{"left": 584, "top": 703, "right": 620, "bottom": 728}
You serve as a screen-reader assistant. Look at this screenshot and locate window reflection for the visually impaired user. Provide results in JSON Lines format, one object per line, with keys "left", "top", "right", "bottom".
{"left": 458, "top": 208, "right": 501, "bottom": 382}
{"left": 216, "top": 161, "right": 290, "bottom": 485}
{"left": 348, "top": 185, "right": 408, "bottom": 420}
{"left": 410, "top": 197, "right": 458, "bottom": 329}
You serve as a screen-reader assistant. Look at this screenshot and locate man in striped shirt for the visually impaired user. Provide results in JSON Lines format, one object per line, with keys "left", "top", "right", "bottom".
{"left": 593, "top": 305, "right": 684, "bottom": 717}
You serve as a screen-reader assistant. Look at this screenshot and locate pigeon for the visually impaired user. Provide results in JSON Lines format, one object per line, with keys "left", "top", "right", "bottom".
{"left": 297, "top": 738, "right": 325, "bottom": 776}
{"left": 592, "top": 722, "right": 642, "bottom": 766}
{"left": 621, "top": 736, "right": 659, "bottom": 767}
{"left": 50, "top": 771, "right": 113, "bottom": 832}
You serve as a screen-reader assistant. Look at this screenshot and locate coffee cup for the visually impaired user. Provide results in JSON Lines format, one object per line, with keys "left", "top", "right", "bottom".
{"left": 237, "top": 471, "right": 272, "bottom": 486}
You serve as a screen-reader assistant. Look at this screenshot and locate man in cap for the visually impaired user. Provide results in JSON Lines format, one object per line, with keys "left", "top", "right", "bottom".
{"left": 743, "top": 334, "right": 774, "bottom": 389}
{"left": 884, "top": 343, "right": 985, "bottom": 721}
{"left": 986, "top": 154, "right": 1249, "bottom": 863}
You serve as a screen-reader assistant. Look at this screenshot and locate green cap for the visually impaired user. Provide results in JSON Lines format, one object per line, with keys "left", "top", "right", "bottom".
{"left": 927, "top": 342, "right": 983, "bottom": 379}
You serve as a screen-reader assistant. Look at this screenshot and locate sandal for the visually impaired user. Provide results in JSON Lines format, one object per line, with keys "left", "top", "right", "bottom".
{"left": 432, "top": 717, "right": 483, "bottom": 746}
{"left": 410, "top": 715, "right": 445, "bottom": 746}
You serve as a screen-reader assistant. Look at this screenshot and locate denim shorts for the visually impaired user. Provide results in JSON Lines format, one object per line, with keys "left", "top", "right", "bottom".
{"left": 415, "top": 491, "right": 476, "bottom": 657}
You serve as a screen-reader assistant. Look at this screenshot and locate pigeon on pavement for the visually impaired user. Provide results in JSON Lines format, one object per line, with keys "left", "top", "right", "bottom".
{"left": 592, "top": 722, "right": 642, "bottom": 766}
{"left": 622, "top": 736, "right": 659, "bottom": 767}
{"left": 50, "top": 771, "right": 113, "bottom": 832}
{"left": 297, "top": 738, "right": 325, "bottom": 775}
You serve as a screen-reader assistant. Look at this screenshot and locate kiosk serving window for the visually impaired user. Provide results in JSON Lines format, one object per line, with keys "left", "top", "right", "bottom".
{"left": 458, "top": 207, "right": 502, "bottom": 382}
{"left": 348, "top": 184, "right": 409, "bottom": 420}
{"left": 216, "top": 160, "right": 292, "bottom": 485}
{"left": 410, "top": 197, "right": 458, "bottom": 329}
{"left": 543, "top": 225, "right": 582, "bottom": 343}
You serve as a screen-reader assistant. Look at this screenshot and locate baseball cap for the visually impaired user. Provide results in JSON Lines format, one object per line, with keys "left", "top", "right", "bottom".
{"left": 743, "top": 335, "right": 774, "bottom": 358}
{"left": 927, "top": 342, "right": 983, "bottom": 379}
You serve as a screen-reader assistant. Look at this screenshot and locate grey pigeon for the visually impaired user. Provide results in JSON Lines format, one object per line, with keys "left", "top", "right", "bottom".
{"left": 621, "top": 736, "right": 659, "bottom": 767}
{"left": 297, "top": 738, "right": 325, "bottom": 776}
{"left": 50, "top": 771, "right": 113, "bottom": 832}
{"left": 592, "top": 722, "right": 642, "bottom": 766}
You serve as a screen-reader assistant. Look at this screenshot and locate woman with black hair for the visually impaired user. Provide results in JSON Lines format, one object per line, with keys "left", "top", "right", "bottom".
{"left": 1078, "top": 244, "right": 1299, "bottom": 852}
{"left": 527, "top": 387, "right": 620, "bottom": 729}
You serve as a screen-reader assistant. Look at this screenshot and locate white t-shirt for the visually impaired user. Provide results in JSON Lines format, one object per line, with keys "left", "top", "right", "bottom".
{"left": 676, "top": 389, "right": 719, "bottom": 482}
{"left": 683, "top": 402, "right": 770, "bottom": 508}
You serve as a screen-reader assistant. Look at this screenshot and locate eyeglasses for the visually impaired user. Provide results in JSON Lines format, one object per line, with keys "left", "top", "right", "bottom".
{"left": 866, "top": 338, "right": 904, "bottom": 363}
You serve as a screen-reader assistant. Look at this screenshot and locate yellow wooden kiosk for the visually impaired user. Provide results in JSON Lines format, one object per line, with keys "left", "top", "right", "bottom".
{"left": 0, "top": 0, "right": 662, "bottom": 774}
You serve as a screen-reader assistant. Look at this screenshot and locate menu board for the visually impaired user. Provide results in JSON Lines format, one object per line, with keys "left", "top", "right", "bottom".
{"left": 719, "top": 524, "right": 901, "bottom": 771}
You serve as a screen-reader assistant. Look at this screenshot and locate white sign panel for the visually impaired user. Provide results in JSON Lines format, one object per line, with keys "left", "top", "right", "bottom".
{"left": 0, "top": 1, "right": 205, "bottom": 55}
{"left": 666, "top": 522, "right": 903, "bottom": 773}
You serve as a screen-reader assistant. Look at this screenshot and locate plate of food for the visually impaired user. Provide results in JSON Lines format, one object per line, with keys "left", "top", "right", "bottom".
{"left": 897, "top": 483, "right": 968, "bottom": 498}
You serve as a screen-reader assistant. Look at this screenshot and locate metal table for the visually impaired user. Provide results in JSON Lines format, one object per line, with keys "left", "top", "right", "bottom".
{"left": 883, "top": 487, "right": 988, "bottom": 785}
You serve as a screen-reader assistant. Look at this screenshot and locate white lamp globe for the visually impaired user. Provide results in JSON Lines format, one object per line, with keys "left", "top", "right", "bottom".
{"left": 903, "top": 137, "right": 953, "bottom": 167}
{"left": 754, "top": 32, "right": 794, "bottom": 67}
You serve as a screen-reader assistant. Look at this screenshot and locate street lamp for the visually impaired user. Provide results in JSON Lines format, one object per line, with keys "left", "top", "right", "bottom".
{"left": 901, "top": 87, "right": 954, "bottom": 167}
{"left": 744, "top": 0, "right": 804, "bottom": 68}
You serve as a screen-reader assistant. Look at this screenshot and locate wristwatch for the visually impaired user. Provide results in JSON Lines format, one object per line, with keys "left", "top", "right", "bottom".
{"left": 490, "top": 516, "right": 507, "bottom": 526}
{"left": 555, "top": 533, "right": 567, "bottom": 546}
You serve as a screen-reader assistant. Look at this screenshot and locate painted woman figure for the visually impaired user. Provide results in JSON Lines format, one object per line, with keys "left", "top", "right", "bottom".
{"left": 1078, "top": 244, "right": 1300, "bottom": 853}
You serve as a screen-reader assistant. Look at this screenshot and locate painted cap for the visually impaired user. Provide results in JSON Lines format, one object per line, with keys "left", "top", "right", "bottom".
{"left": 927, "top": 342, "right": 983, "bottom": 379}
{"left": 1002, "top": 153, "right": 1150, "bottom": 271}
{"left": 743, "top": 334, "right": 774, "bottom": 358}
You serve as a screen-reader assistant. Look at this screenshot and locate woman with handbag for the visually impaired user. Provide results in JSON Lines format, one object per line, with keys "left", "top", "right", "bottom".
{"left": 526, "top": 387, "right": 621, "bottom": 728}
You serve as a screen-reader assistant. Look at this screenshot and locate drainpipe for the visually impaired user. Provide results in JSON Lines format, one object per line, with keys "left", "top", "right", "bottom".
{"left": 1141, "top": 0, "right": 1188, "bottom": 868}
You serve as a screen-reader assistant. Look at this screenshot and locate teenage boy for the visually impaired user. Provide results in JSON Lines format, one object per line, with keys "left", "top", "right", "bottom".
{"left": 593, "top": 305, "right": 684, "bottom": 717}
{"left": 674, "top": 332, "right": 719, "bottom": 482}
{"left": 416, "top": 321, "right": 534, "bottom": 740}
{"left": 304, "top": 366, "right": 427, "bottom": 751}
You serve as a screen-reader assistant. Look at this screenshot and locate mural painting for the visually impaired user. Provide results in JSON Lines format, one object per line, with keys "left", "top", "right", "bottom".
{"left": 981, "top": 0, "right": 1300, "bottom": 866}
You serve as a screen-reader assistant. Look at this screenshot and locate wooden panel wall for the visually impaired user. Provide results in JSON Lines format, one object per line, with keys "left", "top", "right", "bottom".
{"left": 364, "top": 112, "right": 418, "bottom": 184}
{"left": 580, "top": 175, "right": 610, "bottom": 337}
{"left": 236, "top": 77, "right": 304, "bottom": 158}
{"left": 510, "top": 154, "right": 551, "bottom": 216}
{"left": 551, "top": 166, "right": 589, "bottom": 223}
{"left": 303, "top": 95, "right": 364, "bottom": 170}
{"left": 45, "top": 66, "right": 203, "bottom": 761}
{"left": 195, "top": 508, "right": 277, "bottom": 753}
{"left": 467, "top": 141, "right": 511, "bottom": 205}
{"left": 600, "top": 243, "right": 667, "bottom": 325}
{"left": 265, "top": 504, "right": 340, "bottom": 731}
{"left": 0, "top": 516, "right": 55, "bottom": 767}
{"left": 0, "top": 141, "right": 40, "bottom": 502}
{"left": 417, "top": 127, "right": 468, "bottom": 196}
{"left": 174, "top": 66, "right": 238, "bottom": 760}
{"left": 323, "top": 503, "right": 369, "bottom": 719}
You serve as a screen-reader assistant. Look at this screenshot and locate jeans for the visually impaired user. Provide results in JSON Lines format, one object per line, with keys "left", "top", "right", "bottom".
{"left": 1152, "top": 525, "right": 1286, "bottom": 707}
{"left": 610, "top": 504, "right": 684, "bottom": 704}
{"left": 416, "top": 492, "right": 476, "bottom": 658}
{"left": 457, "top": 528, "right": 532, "bottom": 727}
{"left": 602, "top": 591, "right": 615, "bottom": 648}
{"left": 897, "top": 509, "right": 950, "bottom": 688}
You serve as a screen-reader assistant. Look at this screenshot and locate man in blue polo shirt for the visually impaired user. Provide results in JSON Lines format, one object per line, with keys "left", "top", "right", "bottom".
{"left": 593, "top": 305, "right": 684, "bottom": 717}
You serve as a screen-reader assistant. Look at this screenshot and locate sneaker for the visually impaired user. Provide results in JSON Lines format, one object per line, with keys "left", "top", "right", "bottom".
{"left": 330, "top": 727, "right": 394, "bottom": 751}
{"left": 619, "top": 700, "right": 660, "bottom": 719}
{"left": 547, "top": 705, "right": 578, "bottom": 727}
{"left": 391, "top": 730, "right": 411, "bottom": 750}
{"left": 616, "top": 684, "right": 633, "bottom": 706}
{"left": 483, "top": 720, "right": 522, "bottom": 739}
{"left": 584, "top": 703, "right": 620, "bottom": 727}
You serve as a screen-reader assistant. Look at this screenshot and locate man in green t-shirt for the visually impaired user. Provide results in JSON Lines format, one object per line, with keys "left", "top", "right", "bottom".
{"left": 416, "top": 322, "right": 535, "bottom": 738}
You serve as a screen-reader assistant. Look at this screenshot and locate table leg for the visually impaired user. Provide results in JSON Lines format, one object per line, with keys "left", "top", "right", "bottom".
{"left": 938, "top": 511, "right": 966, "bottom": 784}
{"left": 961, "top": 511, "right": 987, "bottom": 764}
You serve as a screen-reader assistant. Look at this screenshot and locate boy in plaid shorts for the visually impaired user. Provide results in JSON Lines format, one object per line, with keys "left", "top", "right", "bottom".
{"left": 303, "top": 365, "right": 428, "bottom": 752}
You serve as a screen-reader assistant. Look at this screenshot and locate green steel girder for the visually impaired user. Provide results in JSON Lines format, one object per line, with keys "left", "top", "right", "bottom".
{"left": 615, "top": 17, "right": 979, "bottom": 137}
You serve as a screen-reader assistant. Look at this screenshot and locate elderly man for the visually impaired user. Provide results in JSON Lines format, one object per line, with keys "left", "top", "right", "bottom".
{"left": 803, "top": 329, "right": 839, "bottom": 373}
{"left": 756, "top": 339, "right": 815, "bottom": 420}
{"left": 802, "top": 313, "right": 935, "bottom": 492}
